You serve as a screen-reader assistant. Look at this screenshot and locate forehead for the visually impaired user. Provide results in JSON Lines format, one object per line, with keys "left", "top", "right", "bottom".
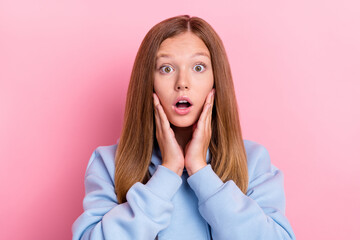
{"left": 156, "top": 32, "right": 210, "bottom": 60}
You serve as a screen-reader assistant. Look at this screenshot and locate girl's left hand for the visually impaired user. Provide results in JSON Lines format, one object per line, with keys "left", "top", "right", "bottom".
{"left": 184, "top": 88, "right": 215, "bottom": 176}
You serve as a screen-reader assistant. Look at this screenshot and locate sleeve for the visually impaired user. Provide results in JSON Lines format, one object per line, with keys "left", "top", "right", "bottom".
{"left": 72, "top": 149, "right": 183, "bottom": 240}
{"left": 186, "top": 145, "right": 296, "bottom": 240}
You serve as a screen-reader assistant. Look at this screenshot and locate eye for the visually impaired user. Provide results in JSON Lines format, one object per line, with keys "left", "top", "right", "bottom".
{"left": 158, "top": 62, "right": 207, "bottom": 74}
{"left": 159, "top": 65, "right": 173, "bottom": 74}
{"left": 193, "top": 62, "right": 206, "bottom": 72}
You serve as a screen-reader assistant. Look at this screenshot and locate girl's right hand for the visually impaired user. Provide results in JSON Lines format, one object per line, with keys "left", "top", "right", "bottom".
{"left": 153, "top": 93, "right": 185, "bottom": 177}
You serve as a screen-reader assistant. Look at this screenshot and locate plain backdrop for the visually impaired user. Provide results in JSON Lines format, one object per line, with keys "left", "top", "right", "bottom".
{"left": 1, "top": 0, "right": 359, "bottom": 239}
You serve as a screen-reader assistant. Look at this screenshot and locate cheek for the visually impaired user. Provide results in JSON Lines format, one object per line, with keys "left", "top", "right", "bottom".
{"left": 153, "top": 89, "right": 171, "bottom": 110}
{"left": 154, "top": 81, "right": 165, "bottom": 100}
{"left": 194, "top": 81, "right": 214, "bottom": 100}
{"left": 154, "top": 76, "right": 172, "bottom": 93}
{"left": 154, "top": 79, "right": 174, "bottom": 104}
{"left": 196, "top": 72, "right": 214, "bottom": 88}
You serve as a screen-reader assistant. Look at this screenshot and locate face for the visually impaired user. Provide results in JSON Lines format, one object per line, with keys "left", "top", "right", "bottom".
{"left": 153, "top": 32, "right": 214, "bottom": 128}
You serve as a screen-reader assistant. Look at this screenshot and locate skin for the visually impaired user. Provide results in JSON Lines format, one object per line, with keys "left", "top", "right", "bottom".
{"left": 153, "top": 31, "right": 215, "bottom": 177}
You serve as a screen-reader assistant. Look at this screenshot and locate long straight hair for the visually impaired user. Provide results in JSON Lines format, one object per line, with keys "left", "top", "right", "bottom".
{"left": 114, "top": 15, "right": 248, "bottom": 204}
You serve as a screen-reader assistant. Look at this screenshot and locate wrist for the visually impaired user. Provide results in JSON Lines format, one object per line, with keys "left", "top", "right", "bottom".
{"left": 161, "top": 163, "right": 183, "bottom": 177}
{"left": 187, "top": 162, "right": 207, "bottom": 176}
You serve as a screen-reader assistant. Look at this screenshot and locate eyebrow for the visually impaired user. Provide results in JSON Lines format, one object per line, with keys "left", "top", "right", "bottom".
{"left": 156, "top": 52, "right": 210, "bottom": 60}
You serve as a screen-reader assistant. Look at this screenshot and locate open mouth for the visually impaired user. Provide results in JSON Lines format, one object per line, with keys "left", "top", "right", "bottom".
{"left": 173, "top": 96, "right": 193, "bottom": 115}
{"left": 176, "top": 100, "right": 192, "bottom": 109}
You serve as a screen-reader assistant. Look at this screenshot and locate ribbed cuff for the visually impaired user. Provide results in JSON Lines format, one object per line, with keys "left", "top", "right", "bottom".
{"left": 145, "top": 165, "right": 182, "bottom": 200}
{"left": 187, "top": 164, "right": 224, "bottom": 204}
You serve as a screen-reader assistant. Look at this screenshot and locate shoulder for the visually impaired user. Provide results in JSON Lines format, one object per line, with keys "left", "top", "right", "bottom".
{"left": 243, "top": 139, "right": 280, "bottom": 183}
{"left": 85, "top": 143, "right": 118, "bottom": 184}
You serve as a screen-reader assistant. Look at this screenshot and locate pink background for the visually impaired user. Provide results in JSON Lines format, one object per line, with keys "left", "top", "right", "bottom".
{"left": 1, "top": 0, "right": 359, "bottom": 239}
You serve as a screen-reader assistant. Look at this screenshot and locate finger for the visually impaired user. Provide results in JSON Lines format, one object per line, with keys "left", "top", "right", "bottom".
{"left": 153, "top": 93, "right": 171, "bottom": 131}
{"left": 204, "top": 89, "right": 214, "bottom": 107}
{"left": 206, "top": 89, "right": 215, "bottom": 124}
{"left": 211, "top": 88, "right": 215, "bottom": 107}
{"left": 157, "top": 104, "right": 171, "bottom": 130}
{"left": 205, "top": 90, "right": 215, "bottom": 133}
{"left": 204, "top": 103, "right": 212, "bottom": 132}
{"left": 153, "top": 93, "right": 162, "bottom": 134}
{"left": 204, "top": 89, "right": 214, "bottom": 125}
{"left": 153, "top": 92, "right": 160, "bottom": 108}
{"left": 200, "top": 89, "right": 215, "bottom": 126}
{"left": 196, "top": 102, "right": 211, "bottom": 134}
{"left": 153, "top": 93, "right": 164, "bottom": 118}
{"left": 192, "top": 121, "right": 197, "bottom": 132}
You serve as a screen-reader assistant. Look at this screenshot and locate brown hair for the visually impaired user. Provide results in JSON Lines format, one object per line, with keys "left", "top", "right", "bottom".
{"left": 114, "top": 15, "right": 248, "bottom": 204}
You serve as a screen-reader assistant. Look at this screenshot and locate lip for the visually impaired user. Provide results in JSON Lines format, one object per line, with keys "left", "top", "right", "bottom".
{"left": 173, "top": 96, "right": 193, "bottom": 106}
{"left": 172, "top": 105, "right": 193, "bottom": 115}
{"left": 172, "top": 96, "right": 193, "bottom": 115}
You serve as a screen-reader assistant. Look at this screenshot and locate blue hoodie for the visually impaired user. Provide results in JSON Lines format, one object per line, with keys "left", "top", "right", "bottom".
{"left": 72, "top": 139, "right": 296, "bottom": 239}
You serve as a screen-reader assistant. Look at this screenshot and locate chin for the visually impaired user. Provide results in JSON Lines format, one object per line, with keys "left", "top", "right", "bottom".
{"left": 169, "top": 118, "right": 196, "bottom": 128}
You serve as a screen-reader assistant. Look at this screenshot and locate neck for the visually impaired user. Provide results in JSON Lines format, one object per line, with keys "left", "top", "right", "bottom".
{"left": 170, "top": 123, "right": 194, "bottom": 154}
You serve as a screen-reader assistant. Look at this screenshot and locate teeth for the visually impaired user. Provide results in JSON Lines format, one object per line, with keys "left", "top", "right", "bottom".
{"left": 178, "top": 100, "right": 188, "bottom": 103}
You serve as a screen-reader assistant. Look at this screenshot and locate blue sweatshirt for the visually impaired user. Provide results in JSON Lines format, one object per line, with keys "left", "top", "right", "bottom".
{"left": 72, "top": 139, "right": 296, "bottom": 239}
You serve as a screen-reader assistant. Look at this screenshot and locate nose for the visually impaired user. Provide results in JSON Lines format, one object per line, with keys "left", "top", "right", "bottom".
{"left": 175, "top": 69, "right": 190, "bottom": 91}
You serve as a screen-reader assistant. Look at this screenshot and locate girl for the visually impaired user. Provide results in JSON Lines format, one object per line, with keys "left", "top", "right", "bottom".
{"left": 72, "top": 15, "right": 296, "bottom": 240}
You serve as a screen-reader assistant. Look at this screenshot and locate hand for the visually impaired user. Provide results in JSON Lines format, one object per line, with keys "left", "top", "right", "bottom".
{"left": 184, "top": 88, "right": 215, "bottom": 176}
{"left": 153, "top": 93, "right": 185, "bottom": 177}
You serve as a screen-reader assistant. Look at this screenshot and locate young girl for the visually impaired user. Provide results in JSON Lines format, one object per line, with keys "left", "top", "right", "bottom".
{"left": 72, "top": 15, "right": 296, "bottom": 240}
